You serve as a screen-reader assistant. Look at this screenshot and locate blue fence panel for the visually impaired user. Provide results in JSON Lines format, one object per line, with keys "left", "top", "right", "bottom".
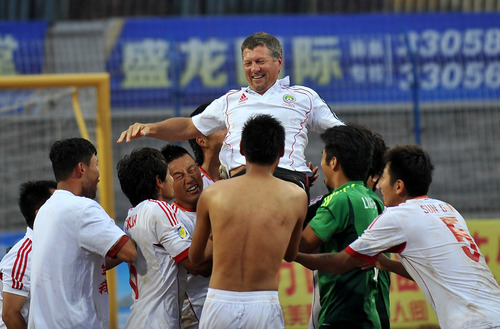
{"left": 0, "top": 21, "right": 47, "bottom": 75}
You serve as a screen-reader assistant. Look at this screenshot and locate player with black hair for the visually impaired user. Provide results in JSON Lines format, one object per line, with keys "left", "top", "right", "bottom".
{"left": 0, "top": 180, "right": 55, "bottom": 328}
{"left": 296, "top": 144, "right": 500, "bottom": 329}
{"left": 299, "top": 124, "right": 389, "bottom": 329}
{"left": 189, "top": 114, "right": 307, "bottom": 329}
{"left": 29, "top": 137, "right": 137, "bottom": 329}
{"left": 160, "top": 144, "right": 209, "bottom": 329}
{"left": 117, "top": 147, "right": 208, "bottom": 329}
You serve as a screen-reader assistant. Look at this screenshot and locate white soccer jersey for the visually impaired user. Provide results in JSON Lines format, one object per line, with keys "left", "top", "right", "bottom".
{"left": 199, "top": 166, "right": 215, "bottom": 189}
{"left": 347, "top": 196, "right": 500, "bottom": 329}
{"left": 192, "top": 76, "right": 343, "bottom": 173}
{"left": 123, "top": 199, "right": 191, "bottom": 329}
{"left": 0, "top": 227, "right": 33, "bottom": 328}
{"left": 171, "top": 202, "right": 211, "bottom": 329}
{"left": 29, "top": 190, "right": 127, "bottom": 329}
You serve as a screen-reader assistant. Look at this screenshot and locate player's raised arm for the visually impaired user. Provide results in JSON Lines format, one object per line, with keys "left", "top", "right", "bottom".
{"left": 189, "top": 189, "right": 213, "bottom": 266}
{"left": 117, "top": 117, "right": 203, "bottom": 143}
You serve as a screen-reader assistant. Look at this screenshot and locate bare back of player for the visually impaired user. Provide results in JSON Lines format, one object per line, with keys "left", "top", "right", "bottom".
{"left": 189, "top": 114, "right": 307, "bottom": 328}
{"left": 194, "top": 170, "right": 307, "bottom": 292}
{"left": 189, "top": 114, "right": 307, "bottom": 293}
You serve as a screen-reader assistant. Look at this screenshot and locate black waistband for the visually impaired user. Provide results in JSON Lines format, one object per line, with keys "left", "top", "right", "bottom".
{"left": 231, "top": 167, "right": 309, "bottom": 189}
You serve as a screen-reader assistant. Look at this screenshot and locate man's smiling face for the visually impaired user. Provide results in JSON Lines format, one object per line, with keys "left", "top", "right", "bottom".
{"left": 242, "top": 45, "right": 282, "bottom": 95}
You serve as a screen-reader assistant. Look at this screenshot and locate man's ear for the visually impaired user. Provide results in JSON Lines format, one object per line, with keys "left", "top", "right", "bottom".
{"left": 329, "top": 156, "right": 338, "bottom": 171}
{"left": 239, "top": 141, "right": 245, "bottom": 156}
{"left": 196, "top": 136, "right": 207, "bottom": 147}
{"left": 155, "top": 175, "right": 163, "bottom": 189}
{"left": 279, "top": 143, "right": 285, "bottom": 157}
{"left": 75, "top": 162, "right": 85, "bottom": 178}
{"left": 394, "top": 179, "right": 405, "bottom": 196}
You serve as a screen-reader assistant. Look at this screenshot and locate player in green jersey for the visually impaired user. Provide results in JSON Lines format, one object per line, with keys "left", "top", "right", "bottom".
{"left": 299, "top": 124, "right": 388, "bottom": 329}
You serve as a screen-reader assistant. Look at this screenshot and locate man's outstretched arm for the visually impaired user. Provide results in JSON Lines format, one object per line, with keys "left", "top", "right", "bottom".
{"left": 376, "top": 254, "right": 413, "bottom": 280}
{"left": 117, "top": 117, "right": 203, "bottom": 143}
{"left": 294, "top": 250, "right": 367, "bottom": 274}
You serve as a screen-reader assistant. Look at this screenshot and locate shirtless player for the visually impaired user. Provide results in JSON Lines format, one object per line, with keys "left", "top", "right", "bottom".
{"left": 189, "top": 114, "right": 307, "bottom": 329}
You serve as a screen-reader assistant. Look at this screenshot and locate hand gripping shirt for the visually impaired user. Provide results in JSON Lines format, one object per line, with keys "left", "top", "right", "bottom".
{"left": 171, "top": 202, "right": 211, "bottom": 329}
{"left": 123, "top": 200, "right": 191, "bottom": 329}
{"left": 192, "top": 76, "right": 343, "bottom": 173}
{"left": 0, "top": 227, "right": 33, "bottom": 328}
{"left": 347, "top": 196, "right": 500, "bottom": 329}
{"left": 29, "top": 190, "right": 128, "bottom": 329}
{"left": 308, "top": 181, "right": 384, "bottom": 329}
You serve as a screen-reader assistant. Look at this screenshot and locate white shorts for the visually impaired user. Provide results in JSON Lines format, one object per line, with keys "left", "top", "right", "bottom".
{"left": 199, "top": 288, "right": 285, "bottom": 329}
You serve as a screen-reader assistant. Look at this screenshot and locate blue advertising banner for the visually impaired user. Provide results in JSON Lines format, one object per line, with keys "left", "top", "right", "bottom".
{"left": 0, "top": 21, "right": 47, "bottom": 75}
{"left": 108, "top": 13, "right": 500, "bottom": 108}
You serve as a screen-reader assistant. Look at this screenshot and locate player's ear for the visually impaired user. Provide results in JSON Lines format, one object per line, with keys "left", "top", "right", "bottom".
{"left": 196, "top": 136, "right": 206, "bottom": 147}
{"left": 279, "top": 143, "right": 285, "bottom": 157}
{"left": 329, "top": 156, "right": 338, "bottom": 171}
{"left": 75, "top": 162, "right": 85, "bottom": 178}
{"left": 239, "top": 141, "right": 246, "bottom": 156}
{"left": 155, "top": 175, "right": 163, "bottom": 189}
{"left": 394, "top": 179, "right": 405, "bottom": 195}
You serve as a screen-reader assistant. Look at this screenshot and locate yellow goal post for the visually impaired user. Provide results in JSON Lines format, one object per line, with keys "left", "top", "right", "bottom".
{"left": 0, "top": 73, "right": 119, "bottom": 329}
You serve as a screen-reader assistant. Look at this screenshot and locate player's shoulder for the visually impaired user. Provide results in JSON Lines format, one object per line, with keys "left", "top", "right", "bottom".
{"left": 201, "top": 179, "right": 227, "bottom": 196}
{"left": 145, "top": 199, "right": 180, "bottom": 227}
{"left": 146, "top": 199, "right": 175, "bottom": 213}
{"left": 279, "top": 178, "right": 308, "bottom": 202}
{"left": 74, "top": 195, "right": 109, "bottom": 216}
{"left": 320, "top": 187, "right": 350, "bottom": 208}
{"left": 377, "top": 203, "right": 409, "bottom": 222}
{"left": 0, "top": 236, "right": 32, "bottom": 268}
{"left": 222, "top": 88, "right": 243, "bottom": 98}
{"left": 286, "top": 83, "right": 318, "bottom": 96}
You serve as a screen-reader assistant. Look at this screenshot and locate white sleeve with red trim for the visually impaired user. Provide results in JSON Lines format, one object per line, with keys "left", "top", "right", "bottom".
{"left": 307, "top": 88, "right": 344, "bottom": 132}
{"left": 191, "top": 96, "right": 227, "bottom": 136}
{"left": 150, "top": 201, "right": 191, "bottom": 263}
{"left": 0, "top": 235, "right": 31, "bottom": 297}
{"left": 347, "top": 208, "right": 408, "bottom": 262}
{"left": 78, "top": 200, "right": 127, "bottom": 258}
{"left": 2, "top": 273, "right": 28, "bottom": 297}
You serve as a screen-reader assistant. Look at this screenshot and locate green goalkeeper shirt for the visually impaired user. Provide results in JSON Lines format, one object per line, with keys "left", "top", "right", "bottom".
{"left": 309, "top": 181, "right": 386, "bottom": 329}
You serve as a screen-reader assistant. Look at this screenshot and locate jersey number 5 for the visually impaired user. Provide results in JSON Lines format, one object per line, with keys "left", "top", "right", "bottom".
{"left": 440, "top": 216, "right": 480, "bottom": 262}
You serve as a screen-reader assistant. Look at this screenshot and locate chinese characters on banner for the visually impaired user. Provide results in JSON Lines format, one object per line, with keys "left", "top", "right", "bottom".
{"left": 108, "top": 13, "right": 500, "bottom": 108}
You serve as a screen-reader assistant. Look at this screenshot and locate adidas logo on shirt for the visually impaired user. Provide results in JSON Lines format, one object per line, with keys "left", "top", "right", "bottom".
{"left": 238, "top": 93, "right": 248, "bottom": 104}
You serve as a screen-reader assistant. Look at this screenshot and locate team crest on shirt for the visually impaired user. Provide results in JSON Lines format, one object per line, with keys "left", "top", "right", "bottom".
{"left": 177, "top": 225, "right": 187, "bottom": 239}
{"left": 282, "top": 95, "right": 296, "bottom": 108}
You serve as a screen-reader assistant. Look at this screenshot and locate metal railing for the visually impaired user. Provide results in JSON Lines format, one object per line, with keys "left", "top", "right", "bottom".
{"left": 2, "top": 0, "right": 500, "bottom": 23}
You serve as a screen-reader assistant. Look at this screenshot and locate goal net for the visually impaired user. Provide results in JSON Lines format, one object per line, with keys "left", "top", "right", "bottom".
{"left": 0, "top": 73, "right": 122, "bottom": 328}
{"left": 0, "top": 74, "right": 113, "bottom": 232}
